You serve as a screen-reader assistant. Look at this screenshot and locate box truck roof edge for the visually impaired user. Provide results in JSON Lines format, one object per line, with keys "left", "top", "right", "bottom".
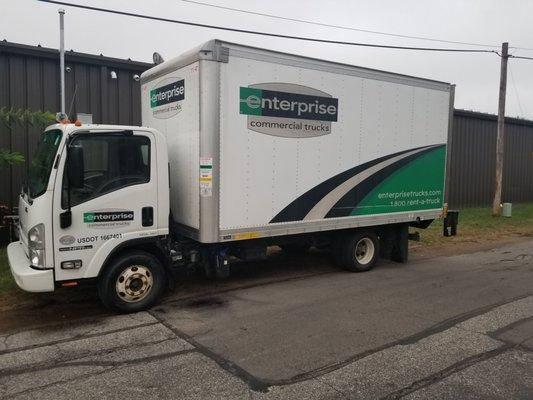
{"left": 140, "top": 39, "right": 451, "bottom": 92}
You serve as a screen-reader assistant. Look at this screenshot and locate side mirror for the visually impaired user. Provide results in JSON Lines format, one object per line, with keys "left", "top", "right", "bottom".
{"left": 67, "top": 145, "right": 84, "bottom": 189}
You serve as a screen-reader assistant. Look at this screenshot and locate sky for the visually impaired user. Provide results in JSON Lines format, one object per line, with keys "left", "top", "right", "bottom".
{"left": 1, "top": 0, "right": 532, "bottom": 119}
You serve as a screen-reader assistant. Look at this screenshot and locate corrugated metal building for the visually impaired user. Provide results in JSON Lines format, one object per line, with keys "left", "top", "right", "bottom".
{"left": 0, "top": 40, "right": 151, "bottom": 208}
{"left": 449, "top": 110, "right": 533, "bottom": 208}
{"left": 0, "top": 40, "right": 532, "bottom": 209}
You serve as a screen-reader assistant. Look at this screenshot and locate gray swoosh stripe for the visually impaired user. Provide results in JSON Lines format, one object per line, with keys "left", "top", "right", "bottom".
{"left": 304, "top": 146, "right": 439, "bottom": 221}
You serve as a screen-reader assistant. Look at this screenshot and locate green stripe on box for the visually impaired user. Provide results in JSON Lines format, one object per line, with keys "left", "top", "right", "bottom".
{"left": 351, "top": 146, "right": 446, "bottom": 216}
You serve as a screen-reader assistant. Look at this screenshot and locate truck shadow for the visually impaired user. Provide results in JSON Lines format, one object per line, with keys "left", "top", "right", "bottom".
{"left": 166, "top": 246, "right": 340, "bottom": 304}
{"left": 0, "top": 247, "right": 343, "bottom": 332}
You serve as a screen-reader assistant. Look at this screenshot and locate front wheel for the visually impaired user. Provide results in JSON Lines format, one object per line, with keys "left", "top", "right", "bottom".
{"left": 339, "top": 231, "right": 379, "bottom": 272}
{"left": 98, "top": 251, "right": 167, "bottom": 313}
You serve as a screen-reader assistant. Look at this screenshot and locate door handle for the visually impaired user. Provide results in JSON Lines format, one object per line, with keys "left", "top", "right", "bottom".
{"left": 142, "top": 207, "right": 154, "bottom": 227}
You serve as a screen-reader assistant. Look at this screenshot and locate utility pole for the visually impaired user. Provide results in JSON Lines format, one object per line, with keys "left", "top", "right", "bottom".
{"left": 59, "top": 9, "right": 66, "bottom": 117}
{"left": 492, "top": 42, "right": 509, "bottom": 216}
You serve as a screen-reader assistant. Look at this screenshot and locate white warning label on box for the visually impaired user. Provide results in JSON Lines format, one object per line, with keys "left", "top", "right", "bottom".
{"left": 200, "top": 156, "right": 213, "bottom": 197}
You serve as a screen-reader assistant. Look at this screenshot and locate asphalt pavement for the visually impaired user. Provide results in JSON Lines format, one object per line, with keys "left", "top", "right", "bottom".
{"left": 1, "top": 240, "right": 533, "bottom": 399}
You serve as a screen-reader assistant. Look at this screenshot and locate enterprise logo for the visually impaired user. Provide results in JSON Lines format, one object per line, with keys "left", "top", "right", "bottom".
{"left": 83, "top": 211, "right": 134, "bottom": 223}
{"left": 150, "top": 79, "right": 185, "bottom": 108}
{"left": 240, "top": 87, "right": 338, "bottom": 121}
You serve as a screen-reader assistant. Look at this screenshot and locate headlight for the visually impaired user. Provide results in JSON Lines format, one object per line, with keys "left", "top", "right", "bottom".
{"left": 28, "top": 224, "right": 46, "bottom": 268}
{"left": 30, "top": 248, "right": 45, "bottom": 267}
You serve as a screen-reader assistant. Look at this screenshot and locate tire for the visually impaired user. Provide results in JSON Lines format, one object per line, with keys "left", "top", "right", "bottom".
{"left": 98, "top": 250, "right": 167, "bottom": 313}
{"left": 340, "top": 231, "right": 379, "bottom": 272}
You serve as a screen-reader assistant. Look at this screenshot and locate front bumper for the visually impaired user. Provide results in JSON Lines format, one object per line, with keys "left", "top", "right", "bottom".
{"left": 7, "top": 241, "right": 54, "bottom": 292}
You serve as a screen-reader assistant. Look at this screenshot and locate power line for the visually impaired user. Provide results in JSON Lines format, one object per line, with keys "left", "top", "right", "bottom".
{"left": 510, "top": 55, "right": 533, "bottom": 61}
{"left": 37, "top": 0, "right": 499, "bottom": 54}
{"left": 510, "top": 46, "right": 533, "bottom": 52}
{"left": 508, "top": 63, "right": 524, "bottom": 117}
{"left": 181, "top": 0, "right": 500, "bottom": 49}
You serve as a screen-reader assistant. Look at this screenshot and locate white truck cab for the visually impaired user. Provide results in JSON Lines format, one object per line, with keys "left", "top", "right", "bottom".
{"left": 8, "top": 122, "right": 170, "bottom": 312}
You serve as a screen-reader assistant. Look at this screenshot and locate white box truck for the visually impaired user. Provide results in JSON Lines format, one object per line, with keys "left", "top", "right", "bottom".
{"left": 7, "top": 40, "right": 454, "bottom": 312}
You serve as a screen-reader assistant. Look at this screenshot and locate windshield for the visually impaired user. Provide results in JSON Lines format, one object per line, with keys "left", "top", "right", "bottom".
{"left": 27, "top": 129, "right": 62, "bottom": 199}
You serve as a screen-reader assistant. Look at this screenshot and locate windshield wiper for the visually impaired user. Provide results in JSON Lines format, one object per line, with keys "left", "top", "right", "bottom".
{"left": 20, "top": 180, "right": 34, "bottom": 204}
{"left": 20, "top": 181, "right": 27, "bottom": 199}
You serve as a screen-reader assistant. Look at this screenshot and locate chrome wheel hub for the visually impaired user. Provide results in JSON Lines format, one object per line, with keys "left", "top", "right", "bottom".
{"left": 355, "top": 238, "right": 375, "bottom": 265}
{"left": 116, "top": 265, "right": 153, "bottom": 303}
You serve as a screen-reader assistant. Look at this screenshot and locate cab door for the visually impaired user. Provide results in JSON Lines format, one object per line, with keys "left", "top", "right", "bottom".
{"left": 52, "top": 130, "right": 159, "bottom": 282}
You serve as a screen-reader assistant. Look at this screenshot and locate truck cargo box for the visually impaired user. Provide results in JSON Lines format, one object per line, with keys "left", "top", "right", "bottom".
{"left": 141, "top": 40, "right": 453, "bottom": 244}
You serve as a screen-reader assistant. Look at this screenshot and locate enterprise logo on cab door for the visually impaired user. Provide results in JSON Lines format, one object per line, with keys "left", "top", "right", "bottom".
{"left": 83, "top": 210, "right": 134, "bottom": 229}
{"left": 83, "top": 211, "right": 134, "bottom": 223}
{"left": 239, "top": 83, "right": 338, "bottom": 138}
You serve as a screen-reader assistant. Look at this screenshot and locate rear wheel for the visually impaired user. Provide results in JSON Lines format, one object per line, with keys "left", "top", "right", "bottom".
{"left": 339, "top": 231, "right": 379, "bottom": 272}
{"left": 98, "top": 251, "right": 167, "bottom": 313}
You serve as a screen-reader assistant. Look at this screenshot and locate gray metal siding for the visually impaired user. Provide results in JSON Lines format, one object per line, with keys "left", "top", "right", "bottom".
{"left": 0, "top": 53, "right": 11, "bottom": 206}
{"left": 448, "top": 110, "right": 533, "bottom": 208}
{"left": 1, "top": 41, "right": 532, "bottom": 210}
{"left": 0, "top": 41, "right": 151, "bottom": 208}
{"left": 503, "top": 122, "right": 533, "bottom": 204}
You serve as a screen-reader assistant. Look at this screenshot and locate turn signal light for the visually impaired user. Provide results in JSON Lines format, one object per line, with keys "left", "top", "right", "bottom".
{"left": 61, "top": 260, "right": 82, "bottom": 269}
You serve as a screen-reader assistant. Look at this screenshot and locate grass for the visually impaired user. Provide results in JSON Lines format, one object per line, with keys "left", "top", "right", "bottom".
{"left": 0, "top": 246, "right": 16, "bottom": 294}
{"left": 0, "top": 203, "right": 532, "bottom": 295}
{"left": 415, "top": 202, "right": 533, "bottom": 246}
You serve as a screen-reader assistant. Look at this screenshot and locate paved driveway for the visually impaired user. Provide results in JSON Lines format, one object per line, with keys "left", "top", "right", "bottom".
{"left": 1, "top": 240, "right": 533, "bottom": 399}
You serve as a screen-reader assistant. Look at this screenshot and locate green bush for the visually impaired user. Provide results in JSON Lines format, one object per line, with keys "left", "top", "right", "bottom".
{"left": 0, "top": 108, "right": 56, "bottom": 170}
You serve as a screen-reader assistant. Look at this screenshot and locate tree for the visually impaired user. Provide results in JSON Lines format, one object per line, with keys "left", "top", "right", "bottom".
{"left": 0, "top": 108, "right": 56, "bottom": 169}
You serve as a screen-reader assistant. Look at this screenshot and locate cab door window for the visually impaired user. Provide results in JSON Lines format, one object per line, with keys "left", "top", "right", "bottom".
{"left": 62, "top": 134, "right": 150, "bottom": 208}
